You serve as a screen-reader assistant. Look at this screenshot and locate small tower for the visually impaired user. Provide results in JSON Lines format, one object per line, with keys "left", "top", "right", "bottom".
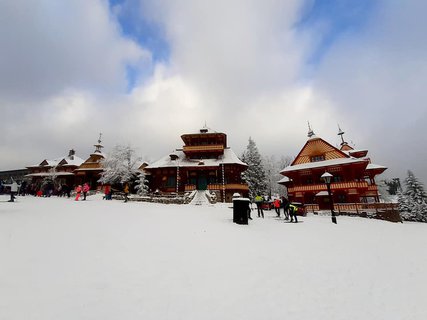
{"left": 307, "top": 121, "right": 315, "bottom": 138}
{"left": 93, "top": 133, "right": 104, "bottom": 154}
{"left": 337, "top": 125, "right": 353, "bottom": 151}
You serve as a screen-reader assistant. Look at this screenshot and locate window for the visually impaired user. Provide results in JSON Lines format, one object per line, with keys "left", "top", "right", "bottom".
{"left": 166, "top": 176, "right": 176, "bottom": 187}
{"left": 333, "top": 175, "right": 342, "bottom": 183}
{"left": 337, "top": 194, "right": 346, "bottom": 203}
{"left": 310, "top": 155, "right": 325, "bottom": 162}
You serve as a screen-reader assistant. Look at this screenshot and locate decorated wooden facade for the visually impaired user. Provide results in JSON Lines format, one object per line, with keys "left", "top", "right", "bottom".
{"left": 26, "top": 149, "right": 84, "bottom": 189}
{"left": 74, "top": 135, "right": 105, "bottom": 188}
{"left": 279, "top": 126, "right": 387, "bottom": 209}
{"left": 145, "top": 127, "right": 249, "bottom": 202}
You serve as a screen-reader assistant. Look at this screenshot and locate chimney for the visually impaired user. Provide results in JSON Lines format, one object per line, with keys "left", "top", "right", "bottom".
{"left": 68, "top": 149, "right": 75, "bottom": 160}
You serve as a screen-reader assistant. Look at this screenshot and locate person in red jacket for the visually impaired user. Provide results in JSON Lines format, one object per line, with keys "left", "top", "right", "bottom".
{"left": 75, "top": 185, "right": 82, "bottom": 201}
{"left": 104, "top": 185, "right": 111, "bottom": 200}
{"left": 274, "top": 198, "right": 281, "bottom": 217}
{"left": 82, "top": 183, "right": 90, "bottom": 201}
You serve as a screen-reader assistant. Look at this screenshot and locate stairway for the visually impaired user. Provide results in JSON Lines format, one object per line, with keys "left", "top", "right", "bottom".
{"left": 190, "top": 190, "right": 211, "bottom": 205}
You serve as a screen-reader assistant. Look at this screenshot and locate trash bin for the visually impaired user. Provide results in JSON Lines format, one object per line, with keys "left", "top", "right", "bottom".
{"left": 233, "top": 198, "right": 250, "bottom": 225}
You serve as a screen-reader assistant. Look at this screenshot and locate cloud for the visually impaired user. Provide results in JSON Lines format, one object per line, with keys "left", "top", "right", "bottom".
{"left": 0, "top": 0, "right": 149, "bottom": 100}
{"left": 310, "top": 0, "right": 427, "bottom": 182}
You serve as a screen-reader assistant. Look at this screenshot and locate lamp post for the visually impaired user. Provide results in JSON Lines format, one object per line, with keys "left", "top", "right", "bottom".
{"left": 321, "top": 172, "right": 337, "bottom": 224}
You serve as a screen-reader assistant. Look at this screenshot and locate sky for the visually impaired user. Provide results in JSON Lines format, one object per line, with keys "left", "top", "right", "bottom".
{"left": 1, "top": 0, "right": 426, "bottom": 184}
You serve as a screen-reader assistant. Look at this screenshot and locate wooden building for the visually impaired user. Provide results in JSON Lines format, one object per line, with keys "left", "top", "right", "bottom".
{"left": 26, "top": 149, "right": 84, "bottom": 190}
{"left": 145, "top": 127, "right": 248, "bottom": 202}
{"left": 279, "top": 126, "right": 387, "bottom": 210}
{"left": 74, "top": 135, "right": 105, "bottom": 188}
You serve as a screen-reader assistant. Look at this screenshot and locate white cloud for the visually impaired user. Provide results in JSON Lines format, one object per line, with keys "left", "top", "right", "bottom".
{"left": 310, "top": 0, "right": 427, "bottom": 182}
{"left": 0, "top": 0, "right": 149, "bottom": 100}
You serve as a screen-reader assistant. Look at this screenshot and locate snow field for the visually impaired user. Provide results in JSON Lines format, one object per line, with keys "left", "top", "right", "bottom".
{"left": 0, "top": 195, "right": 426, "bottom": 320}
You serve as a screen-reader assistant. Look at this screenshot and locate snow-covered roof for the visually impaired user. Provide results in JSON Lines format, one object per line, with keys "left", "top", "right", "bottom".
{"left": 277, "top": 176, "right": 290, "bottom": 184}
{"left": 63, "top": 156, "right": 85, "bottom": 166}
{"left": 342, "top": 149, "right": 368, "bottom": 154}
{"left": 146, "top": 148, "right": 247, "bottom": 169}
{"left": 25, "top": 172, "right": 75, "bottom": 177}
{"left": 366, "top": 163, "right": 387, "bottom": 171}
{"left": 89, "top": 152, "right": 106, "bottom": 158}
{"left": 315, "top": 191, "right": 329, "bottom": 196}
{"left": 280, "top": 157, "right": 367, "bottom": 173}
{"left": 28, "top": 155, "right": 84, "bottom": 168}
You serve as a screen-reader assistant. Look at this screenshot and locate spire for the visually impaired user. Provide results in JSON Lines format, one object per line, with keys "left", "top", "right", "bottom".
{"left": 307, "top": 121, "right": 315, "bottom": 138}
{"left": 337, "top": 124, "right": 346, "bottom": 145}
{"left": 337, "top": 125, "right": 354, "bottom": 151}
{"left": 93, "top": 133, "right": 104, "bottom": 154}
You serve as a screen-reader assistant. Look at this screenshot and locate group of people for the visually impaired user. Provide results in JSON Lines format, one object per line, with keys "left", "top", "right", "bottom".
{"left": 253, "top": 195, "right": 300, "bottom": 223}
{"left": 74, "top": 183, "right": 90, "bottom": 201}
{"left": 102, "top": 183, "right": 129, "bottom": 202}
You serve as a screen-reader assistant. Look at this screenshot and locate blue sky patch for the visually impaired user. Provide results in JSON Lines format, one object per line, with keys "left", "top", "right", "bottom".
{"left": 109, "top": 0, "right": 170, "bottom": 63}
{"left": 297, "top": 0, "right": 379, "bottom": 65}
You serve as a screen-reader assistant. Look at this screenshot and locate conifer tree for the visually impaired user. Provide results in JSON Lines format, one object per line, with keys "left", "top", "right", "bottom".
{"left": 135, "top": 171, "right": 150, "bottom": 196}
{"left": 241, "top": 137, "right": 268, "bottom": 200}
{"left": 398, "top": 170, "right": 427, "bottom": 222}
{"left": 404, "top": 171, "right": 426, "bottom": 203}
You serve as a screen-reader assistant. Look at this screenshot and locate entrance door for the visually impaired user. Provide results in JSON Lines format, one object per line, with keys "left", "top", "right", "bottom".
{"left": 197, "top": 175, "right": 208, "bottom": 190}
{"left": 318, "top": 196, "right": 331, "bottom": 210}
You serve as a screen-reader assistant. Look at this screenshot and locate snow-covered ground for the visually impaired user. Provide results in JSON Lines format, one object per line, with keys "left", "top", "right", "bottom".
{"left": 1, "top": 195, "right": 426, "bottom": 320}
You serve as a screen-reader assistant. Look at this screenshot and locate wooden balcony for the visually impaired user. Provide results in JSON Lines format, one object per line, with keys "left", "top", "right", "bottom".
{"left": 183, "top": 144, "right": 224, "bottom": 153}
{"left": 288, "top": 181, "right": 369, "bottom": 193}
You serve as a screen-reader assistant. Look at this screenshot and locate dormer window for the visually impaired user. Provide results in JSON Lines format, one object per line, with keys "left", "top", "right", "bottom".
{"left": 310, "top": 155, "right": 325, "bottom": 162}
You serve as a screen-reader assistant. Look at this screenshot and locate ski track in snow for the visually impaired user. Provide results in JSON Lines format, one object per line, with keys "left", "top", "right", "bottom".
{"left": 0, "top": 195, "right": 426, "bottom": 320}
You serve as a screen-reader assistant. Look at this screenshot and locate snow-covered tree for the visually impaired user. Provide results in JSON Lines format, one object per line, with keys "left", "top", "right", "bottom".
{"left": 264, "top": 155, "right": 291, "bottom": 198}
{"left": 404, "top": 171, "right": 426, "bottom": 203}
{"left": 135, "top": 171, "right": 149, "bottom": 196}
{"left": 398, "top": 171, "right": 427, "bottom": 222}
{"left": 382, "top": 178, "right": 401, "bottom": 195}
{"left": 99, "top": 145, "right": 141, "bottom": 186}
{"left": 241, "top": 137, "right": 268, "bottom": 200}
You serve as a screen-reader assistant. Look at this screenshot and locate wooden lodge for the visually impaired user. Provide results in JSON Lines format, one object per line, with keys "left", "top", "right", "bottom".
{"left": 145, "top": 127, "right": 249, "bottom": 202}
{"left": 279, "top": 126, "right": 387, "bottom": 211}
{"left": 26, "top": 149, "right": 85, "bottom": 190}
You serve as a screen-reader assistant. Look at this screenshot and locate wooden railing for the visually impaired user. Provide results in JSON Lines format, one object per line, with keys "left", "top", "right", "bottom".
{"left": 185, "top": 184, "right": 248, "bottom": 191}
{"left": 289, "top": 181, "right": 369, "bottom": 193}
{"left": 185, "top": 185, "right": 196, "bottom": 191}
{"left": 304, "top": 202, "right": 399, "bottom": 214}
{"left": 208, "top": 183, "right": 249, "bottom": 191}
{"left": 183, "top": 145, "right": 224, "bottom": 153}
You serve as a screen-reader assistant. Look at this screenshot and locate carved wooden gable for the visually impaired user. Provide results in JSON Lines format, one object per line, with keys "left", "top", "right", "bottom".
{"left": 292, "top": 137, "right": 349, "bottom": 165}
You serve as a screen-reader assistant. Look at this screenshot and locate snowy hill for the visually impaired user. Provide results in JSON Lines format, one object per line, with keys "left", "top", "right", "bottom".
{"left": 1, "top": 195, "right": 426, "bottom": 320}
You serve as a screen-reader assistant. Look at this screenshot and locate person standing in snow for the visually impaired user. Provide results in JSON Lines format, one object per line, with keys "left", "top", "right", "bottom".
{"left": 289, "top": 203, "right": 298, "bottom": 223}
{"left": 123, "top": 183, "right": 129, "bottom": 203}
{"left": 254, "top": 195, "right": 264, "bottom": 218}
{"left": 75, "top": 185, "right": 82, "bottom": 201}
{"left": 8, "top": 180, "right": 19, "bottom": 202}
{"left": 281, "top": 196, "right": 290, "bottom": 220}
{"left": 82, "top": 183, "right": 90, "bottom": 201}
{"left": 274, "top": 198, "right": 281, "bottom": 217}
{"left": 63, "top": 183, "right": 70, "bottom": 198}
{"left": 103, "top": 185, "right": 111, "bottom": 200}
